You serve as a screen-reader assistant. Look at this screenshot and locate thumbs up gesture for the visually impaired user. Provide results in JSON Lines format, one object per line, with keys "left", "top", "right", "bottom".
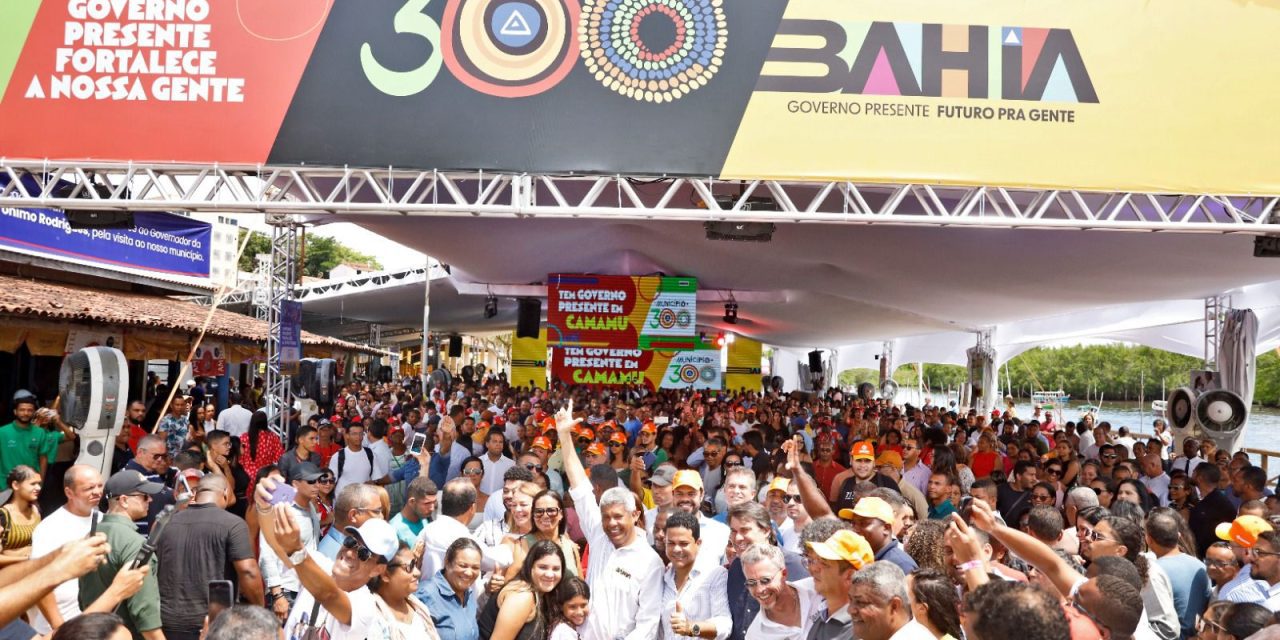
{"left": 671, "top": 601, "right": 690, "bottom": 636}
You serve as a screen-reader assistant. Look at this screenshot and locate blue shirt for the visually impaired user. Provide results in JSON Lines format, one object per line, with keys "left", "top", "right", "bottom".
{"left": 1156, "top": 552, "right": 1211, "bottom": 640}
{"left": 875, "top": 538, "right": 918, "bottom": 574}
{"left": 418, "top": 569, "right": 478, "bottom": 640}
{"left": 316, "top": 526, "right": 345, "bottom": 561}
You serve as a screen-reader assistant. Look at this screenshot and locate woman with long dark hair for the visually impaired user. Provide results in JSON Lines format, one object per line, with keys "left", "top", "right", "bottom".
{"left": 505, "top": 490, "right": 581, "bottom": 580}
{"left": 478, "top": 539, "right": 566, "bottom": 640}
{"left": 240, "top": 410, "right": 284, "bottom": 498}
{"left": 0, "top": 466, "right": 41, "bottom": 566}
{"left": 225, "top": 436, "right": 252, "bottom": 519}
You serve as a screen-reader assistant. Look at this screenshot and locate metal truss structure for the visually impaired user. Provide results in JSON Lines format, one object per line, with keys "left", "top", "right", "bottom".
{"left": 1, "top": 162, "right": 1277, "bottom": 233}
{"left": 1204, "top": 295, "right": 1231, "bottom": 370}
{"left": 264, "top": 215, "right": 298, "bottom": 438}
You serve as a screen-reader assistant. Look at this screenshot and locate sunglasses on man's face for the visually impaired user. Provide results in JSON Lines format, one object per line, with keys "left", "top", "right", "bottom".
{"left": 342, "top": 535, "right": 377, "bottom": 562}
{"left": 524, "top": 463, "right": 544, "bottom": 472}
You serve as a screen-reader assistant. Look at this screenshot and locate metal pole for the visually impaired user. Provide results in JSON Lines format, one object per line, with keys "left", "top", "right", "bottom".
{"left": 420, "top": 258, "right": 432, "bottom": 393}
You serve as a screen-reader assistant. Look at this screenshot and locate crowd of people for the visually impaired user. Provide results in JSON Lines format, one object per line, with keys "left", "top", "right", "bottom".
{"left": 1, "top": 373, "right": 1279, "bottom": 640}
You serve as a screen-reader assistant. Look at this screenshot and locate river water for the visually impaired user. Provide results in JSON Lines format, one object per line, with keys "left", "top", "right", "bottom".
{"left": 1001, "top": 400, "right": 1280, "bottom": 452}
{"left": 899, "top": 389, "right": 1280, "bottom": 453}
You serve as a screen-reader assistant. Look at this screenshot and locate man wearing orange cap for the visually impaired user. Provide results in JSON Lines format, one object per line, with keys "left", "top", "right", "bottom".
{"left": 828, "top": 442, "right": 898, "bottom": 514}
{"left": 1213, "top": 515, "right": 1274, "bottom": 605}
{"left": 634, "top": 421, "right": 665, "bottom": 468}
{"left": 671, "top": 469, "right": 731, "bottom": 569}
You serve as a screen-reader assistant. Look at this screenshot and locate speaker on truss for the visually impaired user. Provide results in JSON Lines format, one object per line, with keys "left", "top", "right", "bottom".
{"left": 1196, "top": 389, "right": 1249, "bottom": 451}
{"left": 770, "top": 376, "right": 784, "bottom": 392}
{"left": 312, "top": 358, "right": 337, "bottom": 405}
{"left": 516, "top": 298, "right": 541, "bottom": 339}
{"left": 64, "top": 210, "right": 135, "bottom": 229}
{"left": 1166, "top": 387, "right": 1196, "bottom": 440}
{"left": 292, "top": 359, "right": 317, "bottom": 398}
{"left": 808, "top": 350, "right": 823, "bottom": 373}
{"left": 448, "top": 335, "right": 463, "bottom": 358}
{"left": 857, "top": 382, "right": 876, "bottom": 401}
{"left": 461, "top": 365, "right": 475, "bottom": 384}
{"left": 880, "top": 379, "right": 900, "bottom": 401}
{"left": 59, "top": 347, "right": 129, "bottom": 475}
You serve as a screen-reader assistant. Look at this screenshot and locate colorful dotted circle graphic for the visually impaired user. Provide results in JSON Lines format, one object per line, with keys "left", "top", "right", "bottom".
{"left": 657, "top": 308, "right": 678, "bottom": 328}
{"left": 579, "top": 0, "right": 727, "bottom": 103}
{"left": 679, "top": 364, "right": 701, "bottom": 383}
{"left": 443, "top": 0, "right": 580, "bottom": 98}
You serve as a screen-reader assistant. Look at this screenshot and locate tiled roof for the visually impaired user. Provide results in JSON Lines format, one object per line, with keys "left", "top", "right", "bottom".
{"left": 0, "top": 273, "right": 384, "bottom": 354}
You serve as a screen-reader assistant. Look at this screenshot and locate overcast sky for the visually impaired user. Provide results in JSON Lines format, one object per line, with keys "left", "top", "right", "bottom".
{"left": 192, "top": 214, "right": 427, "bottom": 271}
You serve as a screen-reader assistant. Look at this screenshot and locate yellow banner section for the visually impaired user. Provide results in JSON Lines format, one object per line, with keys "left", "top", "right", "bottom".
{"left": 510, "top": 330, "right": 548, "bottom": 389}
{"left": 722, "top": 0, "right": 1280, "bottom": 194}
{"left": 725, "top": 336, "right": 763, "bottom": 393}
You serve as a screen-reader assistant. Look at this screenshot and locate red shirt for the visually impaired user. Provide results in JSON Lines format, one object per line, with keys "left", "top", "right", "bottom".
{"left": 239, "top": 431, "right": 284, "bottom": 492}
{"left": 813, "top": 460, "right": 846, "bottom": 497}
{"left": 314, "top": 442, "right": 341, "bottom": 467}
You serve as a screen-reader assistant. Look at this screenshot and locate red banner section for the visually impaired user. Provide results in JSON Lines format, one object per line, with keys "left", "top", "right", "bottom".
{"left": 0, "top": 0, "right": 329, "bottom": 163}
{"left": 545, "top": 274, "right": 697, "bottom": 349}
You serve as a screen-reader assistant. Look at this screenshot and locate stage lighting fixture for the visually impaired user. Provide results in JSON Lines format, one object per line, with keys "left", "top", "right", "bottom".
{"left": 484, "top": 295, "right": 498, "bottom": 319}
{"left": 723, "top": 301, "right": 738, "bottom": 324}
{"left": 714, "top": 333, "right": 727, "bottom": 349}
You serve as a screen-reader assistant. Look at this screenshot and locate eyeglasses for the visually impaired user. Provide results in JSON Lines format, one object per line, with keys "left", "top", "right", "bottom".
{"left": 386, "top": 561, "right": 414, "bottom": 573}
{"left": 745, "top": 573, "right": 779, "bottom": 590}
{"left": 1032, "top": 494, "right": 1055, "bottom": 503}
{"left": 462, "top": 468, "right": 484, "bottom": 476}
{"left": 1206, "top": 559, "right": 1237, "bottom": 568}
{"left": 782, "top": 495, "right": 802, "bottom": 504}
{"left": 1101, "top": 454, "right": 1118, "bottom": 459}
{"left": 1198, "top": 617, "right": 1227, "bottom": 635}
{"left": 1085, "top": 529, "right": 1114, "bottom": 543}
{"left": 126, "top": 492, "right": 153, "bottom": 501}
{"left": 1070, "top": 595, "right": 1111, "bottom": 635}
{"left": 524, "top": 463, "right": 544, "bottom": 472}
{"left": 1253, "top": 549, "right": 1280, "bottom": 558}
{"left": 725, "top": 461, "right": 744, "bottom": 468}
{"left": 342, "top": 535, "right": 377, "bottom": 562}
{"left": 298, "top": 478, "right": 319, "bottom": 485}
{"left": 1045, "top": 468, "right": 1062, "bottom": 477}
{"left": 318, "top": 477, "right": 335, "bottom": 484}
{"left": 534, "top": 507, "right": 561, "bottom": 518}
{"left": 610, "top": 443, "right": 624, "bottom": 448}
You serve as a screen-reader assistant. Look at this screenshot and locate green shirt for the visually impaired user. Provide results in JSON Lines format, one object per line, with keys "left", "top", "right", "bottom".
{"left": 0, "top": 421, "right": 61, "bottom": 478}
{"left": 78, "top": 513, "right": 162, "bottom": 638}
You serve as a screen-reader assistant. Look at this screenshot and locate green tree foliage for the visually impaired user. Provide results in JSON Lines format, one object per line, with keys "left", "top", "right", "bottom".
{"left": 236, "top": 229, "right": 382, "bottom": 278}
{"left": 838, "top": 345, "right": 1280, "bottom": 407}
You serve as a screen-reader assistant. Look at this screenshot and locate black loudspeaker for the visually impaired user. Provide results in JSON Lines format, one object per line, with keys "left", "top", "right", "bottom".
{"left": 516, "top": 298, "right": 541, "bottom": 339}
{"left": 65, "top": 210, "right": 135, "bottom": 229}
{"left": 292, "top": 359, "right": 317, "bottom": 398}
{"left": 808, "top": 350, "right": 823, "bottom": 373}
{"left": 296, "top": 358, "right": 337, "bottom": 405}
{"left": 448, "top": 336, "right": 463, "bottom": 358}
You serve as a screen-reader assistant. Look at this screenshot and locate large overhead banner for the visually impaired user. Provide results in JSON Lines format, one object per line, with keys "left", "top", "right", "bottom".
{"left": 546, "top": 274, "right": 697, "bottom": 349}
{"left": 0, "top": 1, "right": 1277, "bottom": 193}
{"left": 0, "top": 207, "right": 211, "bottom": 277}
{"left": 551, "top": 346, "right": 721, "bottom": 390}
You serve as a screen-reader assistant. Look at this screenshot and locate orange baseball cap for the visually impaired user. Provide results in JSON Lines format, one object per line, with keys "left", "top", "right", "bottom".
{"left": 585, "top": 443, "right": 606, "bottom": 457}
{"left": 531, "top": 436, "right": 553, "bottom": 451}
{"left": 767, "top": 477, "right": 790, "bottom": 494}
{"left": 673, "top": 469, "right": 704, "bottom": 491}
{"left": 609, "top": 432, "right": 627, "bottom": 445}
{"left": 640, "top": 422, "right": 657, "bottom": 434}
{"left": 1217, "top": 515, "right": 1273, "bottom": 548}
{"left": 575, "top": 427, "right": 595, "bottom": 441}
{"left": 851, "top": 441, "right": 876, "bottom": 461}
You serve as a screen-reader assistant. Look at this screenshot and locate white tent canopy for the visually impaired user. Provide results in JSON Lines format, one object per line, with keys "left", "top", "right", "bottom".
{"left": 306, "top": 216, "right": 1279, "bottom": 379}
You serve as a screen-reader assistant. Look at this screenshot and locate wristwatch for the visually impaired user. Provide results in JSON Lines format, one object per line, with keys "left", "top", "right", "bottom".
{"left": 288, "top": 548, "right": 308, "bottom": 566}
{"left": 691, "top": 624, "right": 701, "bottom": 637}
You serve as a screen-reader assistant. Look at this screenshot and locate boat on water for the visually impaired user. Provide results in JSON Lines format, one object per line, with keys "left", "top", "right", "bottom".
{"left": 1151, "top": 400, "right": 1167, "bottom": 418}
{"left": 1032, "top": 390, "right": 1072, "bottom": 406}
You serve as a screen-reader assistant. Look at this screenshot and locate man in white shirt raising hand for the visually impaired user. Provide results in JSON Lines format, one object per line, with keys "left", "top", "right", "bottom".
{"left": 555, "top": 400, "right": 664, "bottom": 640}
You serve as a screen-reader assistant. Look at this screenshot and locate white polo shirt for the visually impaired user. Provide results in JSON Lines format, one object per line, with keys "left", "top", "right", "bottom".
{"left": 570, "top": 482, "right": 664, "bottom": 640}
